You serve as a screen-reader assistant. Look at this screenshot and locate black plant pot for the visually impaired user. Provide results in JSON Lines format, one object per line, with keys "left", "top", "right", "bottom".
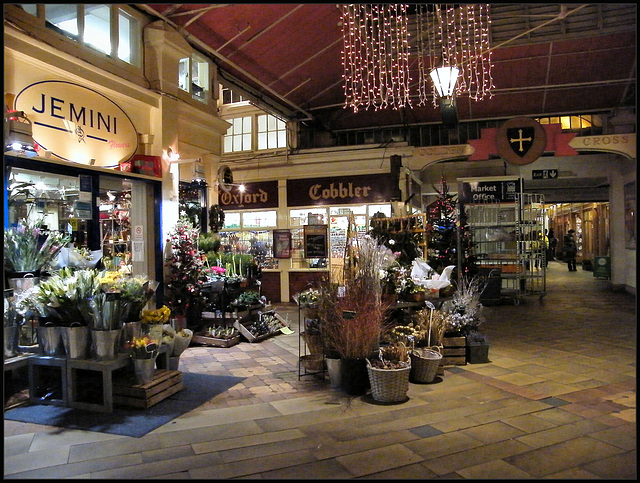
{"left": 339, "top": 358, "right": 370, "bottom": 396}
{"left": 466, "top": 343, "right": 489, "bottom": 364}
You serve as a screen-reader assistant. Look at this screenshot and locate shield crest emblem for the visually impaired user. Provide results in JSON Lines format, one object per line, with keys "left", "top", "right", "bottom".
{"left": 506, "top": 127, "right": 536, "bottom": 157}
{"left": 496, "top": 117, "right": 547, "bottom": 165}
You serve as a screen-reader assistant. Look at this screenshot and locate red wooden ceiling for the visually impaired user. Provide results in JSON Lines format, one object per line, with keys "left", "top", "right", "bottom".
{"left": 140, "top": 4, "right": 636, "bottom": 132}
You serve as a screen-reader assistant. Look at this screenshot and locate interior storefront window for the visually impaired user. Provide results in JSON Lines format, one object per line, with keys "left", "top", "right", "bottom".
{"left": 6, "top": 166, "right": 154, "bottom": 277}
{"left": 7, "top": 168, "right": 82, "bottom": 242}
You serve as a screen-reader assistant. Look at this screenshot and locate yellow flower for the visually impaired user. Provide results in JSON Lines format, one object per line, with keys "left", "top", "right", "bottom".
{"left": 141, "top": 305, "right": 171, "bottom": 324}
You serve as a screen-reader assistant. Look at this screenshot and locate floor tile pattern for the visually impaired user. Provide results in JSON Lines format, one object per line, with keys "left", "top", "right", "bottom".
{"left": 3, "top": 261, "right": 636, "bottom": 479}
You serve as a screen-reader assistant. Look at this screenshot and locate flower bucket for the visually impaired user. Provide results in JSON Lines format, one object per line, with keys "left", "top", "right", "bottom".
{"left": 4, "top": 326, "right": 19, "bottom": 359}
{"left": 409, "top": 347, "right": 442, "bottom": 383}
{"left": 366, "top": 359, "right": 411, "bottom": 403}
{"left": 37, "top": 325, "right": 64, "bottom": 356}
{"left": 8, "top": 272, "right": 40, "bottom": 293}
{"left": 60, "top": 324, "right": 90, "bottom": 359}
{"left": 132, "top": 356, "right": 157, "bottom": 385}
{"left": 326, "top": 356, "right": 342, "bottom": 389}
{"left": 91, "top": 329, "right": 122, "bottom": 360}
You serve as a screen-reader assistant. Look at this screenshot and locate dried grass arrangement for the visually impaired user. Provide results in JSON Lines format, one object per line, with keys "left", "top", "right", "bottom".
{"left": 318, "top": 277, "right": 393, "bottom": 360}
{"left": 412, "top": 307, "right": 448, "bottom": 347}
{"left": 369, "top": 342, "right": 410, "bottom": 369}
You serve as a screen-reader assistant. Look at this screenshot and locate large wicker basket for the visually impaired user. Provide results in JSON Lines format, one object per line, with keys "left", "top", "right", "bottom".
{"left": 409, "top": 346, "right": 442, "bottom": 383}
{"left": 366, "top": 359, "right": 411, "bottom": 403}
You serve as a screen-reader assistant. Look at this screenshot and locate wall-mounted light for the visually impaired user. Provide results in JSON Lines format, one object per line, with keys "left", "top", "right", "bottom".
{"left": 165, "top": 147, "right": 181, "bottom": 162}
{"left": 4, "top": 110, "right": 37, "bottom": 157}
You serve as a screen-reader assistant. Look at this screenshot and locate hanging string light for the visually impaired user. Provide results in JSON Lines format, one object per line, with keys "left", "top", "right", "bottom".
{"left": 341, "top": 4, "right": 493, "bottom": 113}
{"left": 417, "top": 4, "right": 494, "bottom": 107}
{"left": 340, "top": 4, "right": 412, "bottom": 113}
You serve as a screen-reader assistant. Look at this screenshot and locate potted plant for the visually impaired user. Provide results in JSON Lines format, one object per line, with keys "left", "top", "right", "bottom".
{"left": 296, "top": 287, "right": 322, "bottom": 355}
{"left": 4, "top": 289, "right": 19, "bottom": 359}
{"left": 140, "top": 305, "right": 171, "bottom": 346}
{"left": 89, "top": 291, "right": 126, "bottom": 360}
{"left": 127, "top": 335, "right": 158, "bottom": 385}
{"left": 164, "top": 218, "right": 209, "bottom": 329}
{"left": 466, "top": 330, "right": 490, "bottom": 364}
{"left": 366, "top": 342, "right": 411, "bottom": 403}
{"left": 318, "top": 277, "right": 392, "bottom": 396}
{"left": 21, "top": 268, "right": 100, "bottom": 358}
{"left": 439, "top": 275, "right": 488, "bottom": 365}
{"left": 4, "top": 218, "right": 71, "bottom": 290}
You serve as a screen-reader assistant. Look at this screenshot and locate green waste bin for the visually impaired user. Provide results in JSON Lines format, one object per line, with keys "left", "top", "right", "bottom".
{"left": 593, "top": 256, "right": 610, "bottom": 279}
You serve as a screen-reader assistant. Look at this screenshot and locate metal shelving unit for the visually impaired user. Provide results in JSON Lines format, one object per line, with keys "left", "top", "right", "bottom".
{"left": 463, "top": 192, "right": 546, "bottom": 304}
{"left": 516, "top": 193, "right": 546, "bottom": 300}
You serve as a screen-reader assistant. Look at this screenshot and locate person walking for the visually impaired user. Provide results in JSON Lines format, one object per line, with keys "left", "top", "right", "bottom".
{"left": 547, "top": 229, "right": 558, "bottom": 262}
{"left": 563, "top": 229, "right": 577, "bottom": 271}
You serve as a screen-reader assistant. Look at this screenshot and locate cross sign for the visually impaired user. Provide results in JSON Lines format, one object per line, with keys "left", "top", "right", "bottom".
{"left": 509, "top": 129, "right": 532, "bottom": 152}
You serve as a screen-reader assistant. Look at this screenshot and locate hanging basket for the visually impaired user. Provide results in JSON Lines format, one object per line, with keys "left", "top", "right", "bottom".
{"left": 366, "top": 359, "right": 411, "bottom": 403}
{"left": 409, "top": 346, "right": 442, "bottom": 383}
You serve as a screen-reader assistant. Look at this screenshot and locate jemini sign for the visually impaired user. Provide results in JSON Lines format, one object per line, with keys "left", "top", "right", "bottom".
{"left": 14, "top": 80, "right": 138, "bottom": 166}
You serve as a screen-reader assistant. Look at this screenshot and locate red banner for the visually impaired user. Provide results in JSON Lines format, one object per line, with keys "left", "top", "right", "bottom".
{"left": 469, "top": 123, "right": 577, "bottom": 161}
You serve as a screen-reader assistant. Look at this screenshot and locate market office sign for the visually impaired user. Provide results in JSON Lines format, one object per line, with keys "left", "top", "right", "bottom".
{"left": 287, "top": 173, "right": 394, "bottom": 207}
{"left": 458, "top": 177, "right": 522, "bottom": 204}
{"left": 14, "top": 80, "right": 138, "bottom": 167}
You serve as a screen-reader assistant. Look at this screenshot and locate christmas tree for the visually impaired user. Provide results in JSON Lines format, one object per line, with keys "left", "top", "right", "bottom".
{"left": 426, "top": 178, "right": 462, "bottom": 274}
{"left": 164, "top": 217, "right": 208, "bottom": 326}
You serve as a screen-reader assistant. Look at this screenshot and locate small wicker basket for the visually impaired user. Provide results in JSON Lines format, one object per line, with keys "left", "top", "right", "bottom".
{"left": 366, "top": 359, "right": 411, "bottom": 403}
{"left": 409, "top": 346, "right": 442, "bottom": 383}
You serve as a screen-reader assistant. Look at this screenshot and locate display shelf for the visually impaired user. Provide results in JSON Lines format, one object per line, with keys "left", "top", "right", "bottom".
{"left": 28, "top": 355, "right": 68, "bottom": 407}
{"left": 370, "top": 213, "right": 428, "bottom": 258}
{"left": 66, "top": 355, "right": 131, "bottom": 413}
{"left": 463, "top": 192, "right": 546, "bottom": 304}
{"left": 295, "top": 298, "right": 325, "bottom": 380}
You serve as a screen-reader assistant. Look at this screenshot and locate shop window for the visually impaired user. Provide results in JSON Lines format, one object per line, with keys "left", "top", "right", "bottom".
{"left": 218, "top": 210, "right": 277, "bottom": 264}
{"left": 257, "top": 114, "right": 287, "bottom": 150}
{"left": 35, "top": 4, "right": 142, "bottom": 67}
{"left": 178, "top": 57, "right": 190, "bottom": 92}
{"left": 223, "top": 116, "right": 252, "bottom": 153}
{"left": 83, "top": 5, "right": 111, "bottom": 55}
{"left": 222, "top": 87, "right": 247, "bottom": 105}
{"left": 180, "top": 53, "right": 210, "bottom": 102}
{"left": 118, "top": 9, "right": 141, "bottom": 66}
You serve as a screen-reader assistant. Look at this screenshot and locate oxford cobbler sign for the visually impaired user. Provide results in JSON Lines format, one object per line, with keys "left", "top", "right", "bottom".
{"left": 287, "top": 173, "right": 394, "bottom": 207}
{"left": 14, "top": 80, "right": 138, "bottom": 166}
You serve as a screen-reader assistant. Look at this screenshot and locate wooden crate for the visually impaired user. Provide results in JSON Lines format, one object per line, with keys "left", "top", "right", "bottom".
{"left": 233, "top": 320, "right": 272, "bottom": 343}
{"left": 113, "top": 369, "right": 183, "bottom": 409}
{"left": 442, "top": 336, "right": 467, "bottom": 365}
{"left": 233, "top": 312, "right": 289, "bottom": 343}
{"left": 192, "top": 333, "right": 241, "bottom": 348}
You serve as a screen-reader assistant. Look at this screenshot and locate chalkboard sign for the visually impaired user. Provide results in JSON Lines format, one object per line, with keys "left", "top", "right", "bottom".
{"left": 303, "top": 225, "right": 328, "bottom": 258}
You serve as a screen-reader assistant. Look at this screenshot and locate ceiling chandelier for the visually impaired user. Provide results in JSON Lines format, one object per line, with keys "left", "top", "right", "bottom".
{"left": 340, "top": 4, "right": 493, "bottom": 114}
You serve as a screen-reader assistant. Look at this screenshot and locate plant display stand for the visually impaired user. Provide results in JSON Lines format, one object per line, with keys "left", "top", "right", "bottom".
{"left": 66, "top": 355, "right": 131, "bottom": 413}
{"left": 28, "top": 355, "right": 68, "bottom": 407}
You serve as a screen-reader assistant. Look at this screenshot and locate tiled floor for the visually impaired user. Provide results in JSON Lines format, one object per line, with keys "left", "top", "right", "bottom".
{"left": 4, "top": 260, "right": 636, "bottom": 479}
